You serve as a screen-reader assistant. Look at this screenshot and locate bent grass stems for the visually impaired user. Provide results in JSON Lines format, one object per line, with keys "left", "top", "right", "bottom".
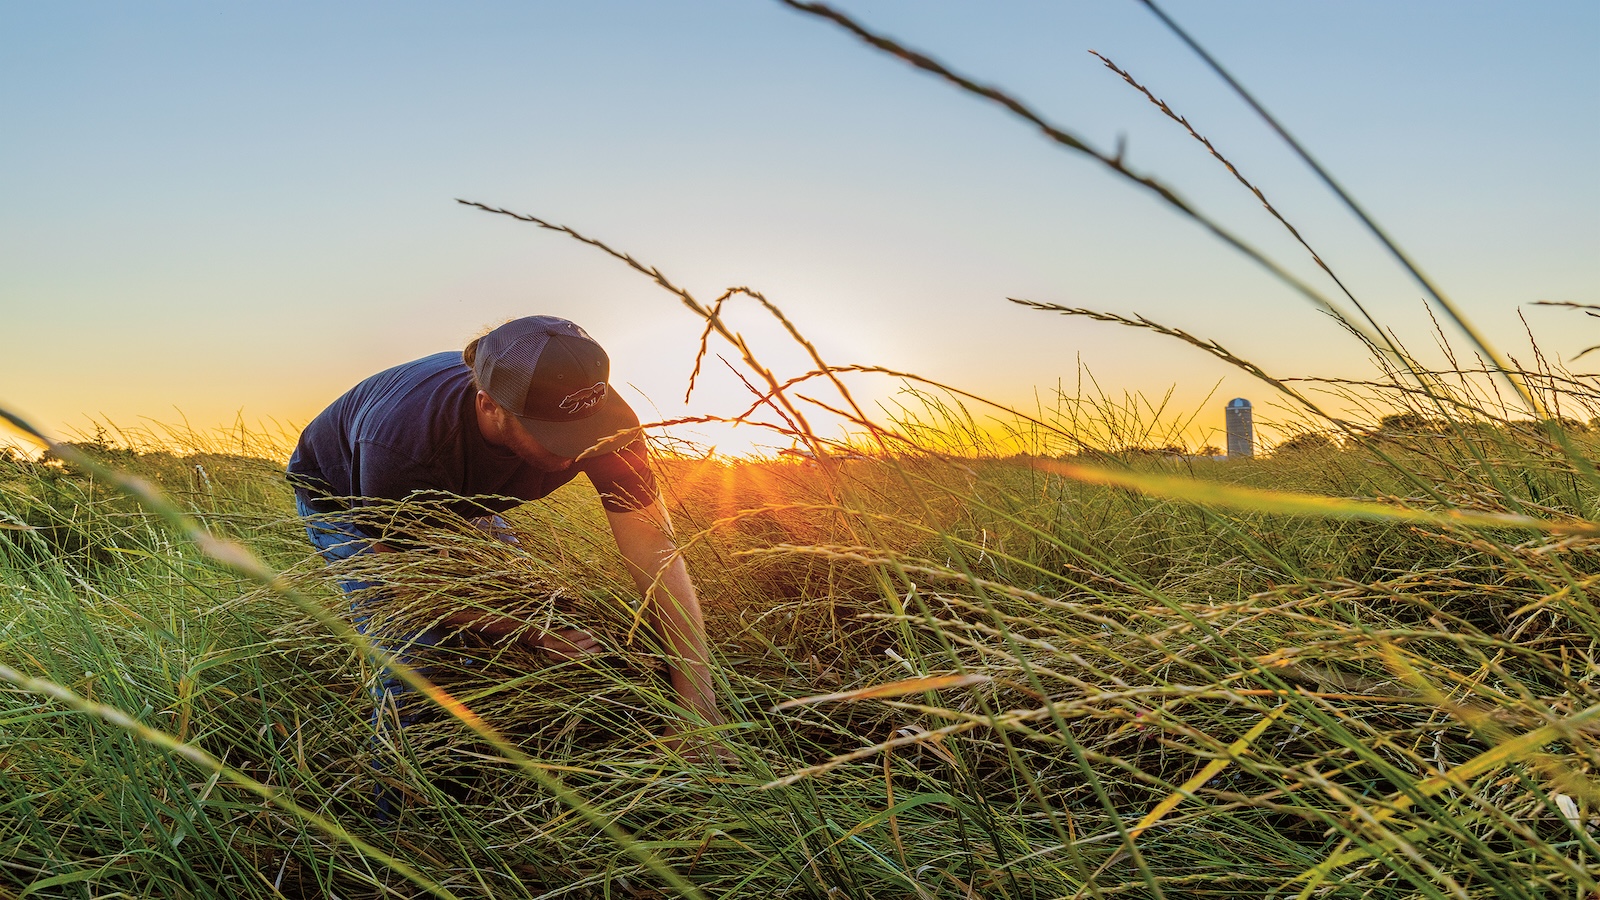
{"left": 7, "top": 391, "right": 1598, "bottom": 895}
{"left": 6, "top": 6, "right": 1597, "bottom": 897}
{"left": 0, "top": 406, "right": 709, "bottom": 900}
{"left": 1136, "top": 0, "right": 1551, "bottom": 422}
{"left": 0, "top": 660, "right": 456, "bottom": 900}
{"left": 774, "top": 0, "right": 1389, "bottom": 354}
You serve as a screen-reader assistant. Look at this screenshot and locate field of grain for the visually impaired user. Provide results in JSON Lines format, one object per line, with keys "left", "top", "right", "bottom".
{"left": 2, "top": 375, "right": 1597, "bottom": 898}
{"left": 3, "top": 4, "right": 1596, "bottom": 897}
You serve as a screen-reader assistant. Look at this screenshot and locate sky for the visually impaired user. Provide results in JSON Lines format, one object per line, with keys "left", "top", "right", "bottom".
{"left": 4, "top": 1, "right": 1597, "bottom": 457}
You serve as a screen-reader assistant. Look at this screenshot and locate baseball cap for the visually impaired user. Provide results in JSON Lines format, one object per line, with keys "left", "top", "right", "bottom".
{"left": 470, "top": 316, "right": 641, "bottom": 459}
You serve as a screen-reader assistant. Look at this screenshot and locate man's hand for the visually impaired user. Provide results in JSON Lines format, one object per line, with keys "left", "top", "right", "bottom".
{"left": 605, "top": 501, "right": 725, "bottom": 747}
{"left": 523, "top": 627, "right": 602, "bottom": 661}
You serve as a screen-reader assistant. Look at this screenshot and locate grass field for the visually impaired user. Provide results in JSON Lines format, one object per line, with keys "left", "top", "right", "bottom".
{"left": 2, "top": 379, "right": 1597, "bottom": 898}
{"left": 4, "top": 4, "right": 1597, "bottom": 897}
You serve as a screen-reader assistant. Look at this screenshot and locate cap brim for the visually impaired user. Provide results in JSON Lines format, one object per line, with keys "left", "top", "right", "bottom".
{"left": 512, "top": 390, "right": 642, "bottom": 460}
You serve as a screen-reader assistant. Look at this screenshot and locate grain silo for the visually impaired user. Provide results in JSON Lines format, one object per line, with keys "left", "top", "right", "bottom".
{"left": 1226, "top": 398, "right": 1253, "bottom": 458}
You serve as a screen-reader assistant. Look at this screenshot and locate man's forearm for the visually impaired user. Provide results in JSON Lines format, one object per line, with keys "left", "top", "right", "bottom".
{"left": 647, "top": 556, "right": 721, "bottom": 724}
{"left": 607, "top": 504, "right": 722, "bottom": 726}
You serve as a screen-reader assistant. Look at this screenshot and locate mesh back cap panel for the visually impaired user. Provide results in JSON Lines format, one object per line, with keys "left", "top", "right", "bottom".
{"left": 471, "top": 316, "right": 641, "bottom": 459}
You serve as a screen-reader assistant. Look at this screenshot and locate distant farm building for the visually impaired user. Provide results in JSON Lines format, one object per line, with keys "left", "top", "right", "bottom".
{"left": 1226, "top": 398, "right": 1254, "bottom": 458}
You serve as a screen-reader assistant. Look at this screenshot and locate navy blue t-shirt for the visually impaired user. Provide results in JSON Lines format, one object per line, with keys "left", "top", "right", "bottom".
{"left": 287, "top": 352, "right": 656, "bottom": 537}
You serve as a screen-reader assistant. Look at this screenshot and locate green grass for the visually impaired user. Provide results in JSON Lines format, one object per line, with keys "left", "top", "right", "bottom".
{"left": 4, "top": 4, "right": 1598, "bottom": 896}
{"left": 1, "top": 402, "right": 1596, "bottom": 898}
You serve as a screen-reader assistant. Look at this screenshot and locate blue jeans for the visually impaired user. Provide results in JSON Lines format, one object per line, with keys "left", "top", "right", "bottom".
{"left": 295, "top": 493, "right": 518, "bottom": 816}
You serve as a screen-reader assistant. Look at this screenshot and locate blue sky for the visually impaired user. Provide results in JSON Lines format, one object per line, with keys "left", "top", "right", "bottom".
{"left": 4, "top": 1, "right": 1596, "bottom": 454}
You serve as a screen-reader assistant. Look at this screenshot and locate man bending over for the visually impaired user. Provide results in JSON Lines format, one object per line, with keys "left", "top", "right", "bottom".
{"left": 287, "top": 316, "right": 720, "bottom": 775}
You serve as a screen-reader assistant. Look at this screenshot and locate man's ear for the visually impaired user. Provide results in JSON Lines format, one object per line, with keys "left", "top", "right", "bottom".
{"left": 475, "top": 390, "right": 505, "bottom": 428}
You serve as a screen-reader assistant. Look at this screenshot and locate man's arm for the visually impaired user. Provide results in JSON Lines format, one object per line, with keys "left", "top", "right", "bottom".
{"left": 605, "top": 500, "right": 723, "bottom": 735}
{"left": 368, "top": 540, "right": 600, "bottom": 657}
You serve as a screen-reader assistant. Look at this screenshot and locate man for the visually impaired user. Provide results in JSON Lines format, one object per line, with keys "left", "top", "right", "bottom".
{"left": 287, "top": 315, "right": 721, "bottom": 771}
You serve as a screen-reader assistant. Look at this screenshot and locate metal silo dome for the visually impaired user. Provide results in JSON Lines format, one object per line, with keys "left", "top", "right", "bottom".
{"left": 1225, "top": 398, "right": 1254, "bottom": 458}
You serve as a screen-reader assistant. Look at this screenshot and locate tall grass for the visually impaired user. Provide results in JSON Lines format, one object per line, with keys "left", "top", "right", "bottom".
{"left": 3, "top": 3, "right": 1598, "bottom": 898}
{"left": 3, "top": 384, "right": 1598, "bottom": 898}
